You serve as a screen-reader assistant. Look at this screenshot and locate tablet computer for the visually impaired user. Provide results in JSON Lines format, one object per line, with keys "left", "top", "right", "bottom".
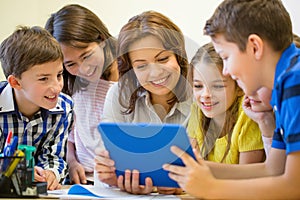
{"left": 98, "top": 122, "right": 195, "bottom": 188}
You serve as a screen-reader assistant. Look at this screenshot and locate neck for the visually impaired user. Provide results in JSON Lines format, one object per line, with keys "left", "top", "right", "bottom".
{"left": 150, "top": 92, "right": 176, "bottom": 120}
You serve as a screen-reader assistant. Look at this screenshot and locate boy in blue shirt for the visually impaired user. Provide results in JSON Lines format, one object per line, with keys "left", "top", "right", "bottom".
{"left": 0, "top": 26, "right": 74, "bottom": 190}
{"left": 163, "top": 0, "right": 300, "bottom": 199}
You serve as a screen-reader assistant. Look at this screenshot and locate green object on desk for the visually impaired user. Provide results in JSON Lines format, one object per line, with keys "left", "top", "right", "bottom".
{"left": 18, "top": 145, "right": 36, "bottom": 181}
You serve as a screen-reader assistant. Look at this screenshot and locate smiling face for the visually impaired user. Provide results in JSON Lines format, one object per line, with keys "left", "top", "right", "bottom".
{"left": 61, "top": 42, "right": 105, "bottom": 82}
{"left": 212, "top": 34, "right": 261, "bottom": 96}
{"left": 12, "top": 59, "right": 64, "bottom": 117}
{"left": 128, "top": 35, "right": 181, "bottom": 97}
{"left": 193, "top": 62, "right": 238, "bottom": 119}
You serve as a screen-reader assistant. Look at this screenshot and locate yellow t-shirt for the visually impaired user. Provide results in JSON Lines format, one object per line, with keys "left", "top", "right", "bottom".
{"left": 187, "top": 98, "right": 264, "bottom": 164}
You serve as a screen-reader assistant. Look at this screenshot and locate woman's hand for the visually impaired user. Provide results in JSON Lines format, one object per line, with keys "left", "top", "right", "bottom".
{"left": 94, "top": 148, "right": 117, "bottom": 186}
{"left": 117, "top": 169, "right": 154, "bottom": 194}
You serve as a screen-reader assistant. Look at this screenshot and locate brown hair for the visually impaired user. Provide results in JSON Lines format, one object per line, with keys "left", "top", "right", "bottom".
{"left": 204, "top": 0, "right": 293, "bottom": 52}
{"left": 117, "top": 10, "right": 191, "bottom": 114}
{"left": 0, "top": 26, "right": 63, "bottom": 78}
{"left": 293, "top": 34, "right": 300, "bottom": 48}
{"left": 189, "top": 42, "right": 243, "bottom": 162}
{"left": 45, "top": 4, "right": 116, "bottom": 96}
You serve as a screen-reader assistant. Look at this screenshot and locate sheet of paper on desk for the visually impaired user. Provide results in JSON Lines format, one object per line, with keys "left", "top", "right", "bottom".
{"left": 59, "top": 184, "right": 180, "bottom": 199}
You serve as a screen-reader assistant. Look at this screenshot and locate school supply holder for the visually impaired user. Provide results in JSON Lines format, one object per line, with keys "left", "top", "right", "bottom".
{"left": 0, "top": 150, "right": 47, "bottom": 198}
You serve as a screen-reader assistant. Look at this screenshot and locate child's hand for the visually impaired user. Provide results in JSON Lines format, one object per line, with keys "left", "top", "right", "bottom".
{"left": 44, "top": 170, "right": 61, "bottom": 190}
{"left": 243, "top": 96, "right": 275, "bottom": 138}
{"left": 34, "top": 166, "right": 46, "bottom": 182}
{"left": 117, "top": 169, "right": 153, "bottom": 195}
{"left": 94, "top": 148, "right": 117, "bottom": 186}
{"left": 68, "top": 160, "right": 87, "bottom": 184}
{"left": 34, "top": 166, "right": 61, "bottom": 190}
{"left": 163, "top": 146, "right": 214, "bottom": 198}
{"left": 157, "top": 187, "right": 183, "bottom": 195}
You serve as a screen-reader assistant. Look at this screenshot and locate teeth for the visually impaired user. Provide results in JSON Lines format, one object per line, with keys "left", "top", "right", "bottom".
{"left": 152, "top": 77, "right": 167, "bottom": 84}
{"left": 203, "top": 102, "right": 214, "bottom": 106}
{"left": 47, "top": 95, "right": 55, "bottom": 99}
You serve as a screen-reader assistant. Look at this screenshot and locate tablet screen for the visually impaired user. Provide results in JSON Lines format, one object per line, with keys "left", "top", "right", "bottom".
{"left": 98, "top": 122, "right": 195, "bottom": 188}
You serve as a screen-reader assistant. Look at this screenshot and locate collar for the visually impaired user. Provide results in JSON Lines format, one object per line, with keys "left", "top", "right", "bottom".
{"left": 0, "top": 82, "right": 65, "bottom": 119}
{"left": 0, "top": 82, "right": 15, "bottom": 113}
{"left": 274, "top": 43, "right": 298, "bottom": 87}
{"left": 142, "top": 91, "right": 192, "bottom": 117}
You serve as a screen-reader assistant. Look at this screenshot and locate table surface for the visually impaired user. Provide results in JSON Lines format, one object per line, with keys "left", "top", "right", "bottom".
{"left": 0, "top": 185, "right": 199, "bottom": 200}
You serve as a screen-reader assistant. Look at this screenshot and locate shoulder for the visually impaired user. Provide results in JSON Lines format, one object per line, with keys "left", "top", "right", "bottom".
{"left": 0, "top": 81, "right": 9, "bottom": 94}
{"left": 58, "top": 92, "right": 74, "bottom": 112}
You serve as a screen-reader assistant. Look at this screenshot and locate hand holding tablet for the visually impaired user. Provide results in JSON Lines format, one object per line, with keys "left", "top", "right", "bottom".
{"left": 98, "top": 122, "right": 195, "bottom": 188}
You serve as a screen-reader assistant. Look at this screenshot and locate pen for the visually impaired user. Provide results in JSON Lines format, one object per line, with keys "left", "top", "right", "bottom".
{"left": 3, "top": 131, "right": 13, "bottom": 156}
{"left": 3, "top": 149, "right": 25, "bottom": 178}
{"left": 0, "top": 126, "right": 4, "bottom": 153}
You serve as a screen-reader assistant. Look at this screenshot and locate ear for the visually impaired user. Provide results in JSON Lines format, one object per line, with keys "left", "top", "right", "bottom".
{"left": 7, "top": 75, "right": 22, "bottom": 90}
{"left": 247, "top": 34, "right": 264, "bottom": 60}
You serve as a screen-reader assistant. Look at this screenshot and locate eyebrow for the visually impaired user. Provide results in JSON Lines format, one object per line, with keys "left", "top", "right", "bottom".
{"left": 36, "top": 69, "right": 63, "bottom": 77}
{"left": 131, "top": 49, "right": 169, "bottom": 64}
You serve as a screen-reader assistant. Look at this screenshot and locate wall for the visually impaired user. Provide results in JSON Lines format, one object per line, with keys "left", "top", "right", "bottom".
{"left": 0, "top": 0, "right": 299, "bottom": 81}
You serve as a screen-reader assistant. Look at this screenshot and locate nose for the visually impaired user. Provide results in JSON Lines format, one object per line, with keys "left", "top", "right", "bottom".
{"left": 50, "top": 79, "right": 63, "bottom": 93}
{"left": 222, "top": 64, "right": 229, "bottom": 76}
{"left": 149, "top": 63, "right": 164, "bottom": 77}
{"left": 78, "top": 63, "right": 93, "bottom": 75}
{"left": 202, "top": 86, "right": 212, "bottom": 98}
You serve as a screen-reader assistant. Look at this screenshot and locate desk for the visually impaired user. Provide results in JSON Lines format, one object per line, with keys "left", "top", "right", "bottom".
{"left": 0, "top": 185, "right": 199, "bottom": 200}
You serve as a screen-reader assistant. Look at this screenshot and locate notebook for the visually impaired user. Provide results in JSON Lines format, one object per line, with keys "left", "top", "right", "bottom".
{"left": 98, "top": 122, "right": 195, "bottom": 188}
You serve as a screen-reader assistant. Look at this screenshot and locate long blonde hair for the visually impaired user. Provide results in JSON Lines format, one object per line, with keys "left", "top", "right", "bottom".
{"left": 189, "top": 42, "right": 243, "bottom": 162}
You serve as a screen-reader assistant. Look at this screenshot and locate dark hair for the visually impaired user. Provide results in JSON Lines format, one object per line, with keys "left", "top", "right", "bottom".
{"left": 117, "top": 10, "right": 191, "bottom": 114}
{"left": 45, "top": 4, "right": 116, "bottom": 95}
{"left": 189, "top": 42, "right": 243, "bottom": 162}
{"left": 0, "top": 26, "right": 63, "bottom": 78}
{"left": 204, "top": 0, "right": 293, "bottom": 52}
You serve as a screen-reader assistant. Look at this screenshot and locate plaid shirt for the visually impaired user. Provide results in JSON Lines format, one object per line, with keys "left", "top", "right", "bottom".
{"left": 0, "top": 81, "right": 74, "bottom": 182}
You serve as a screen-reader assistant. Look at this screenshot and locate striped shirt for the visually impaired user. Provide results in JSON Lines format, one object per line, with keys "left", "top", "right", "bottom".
{"left": 271, "top": 43, "right": 300, "bottom": 154}
{"left": 68, "top": 79, "right": 114, "bottom": 181}
{"left": 0, "top": 81, "right": 74, "bottom": 182}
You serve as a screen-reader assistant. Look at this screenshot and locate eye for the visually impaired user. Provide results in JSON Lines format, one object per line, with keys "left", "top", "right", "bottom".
{"left": 83, "top": 53, "right": 93, "bottom": 61}
{"left": 133, "top": 63, "right": 148, "bottom": 70}
{"left": 57, "top": 72, "right": 63, "bottom": 80}
{"left": 221, "top": 57, "right": 228, "bottom": 61}
{"left": 213, "top": 85, "right": 225, "bottom": 89}
{"left": 157, "top": 56, "right": 169, "bottom": 63}
{"left": 193, "top": 83, "right": 203, "bottom": 89}
{"left": 65, "top": 63, "right": 76, "bottom": 68}
{"left": 39, "top": 77, "right": 48, "bottom": 81}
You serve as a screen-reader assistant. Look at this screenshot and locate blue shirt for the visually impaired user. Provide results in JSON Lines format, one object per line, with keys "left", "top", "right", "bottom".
{"left": 0, "top": 81, "right": 74, "bottom": 181}
{"left": 271, "top": 43, "right": 300, "bottom": 154}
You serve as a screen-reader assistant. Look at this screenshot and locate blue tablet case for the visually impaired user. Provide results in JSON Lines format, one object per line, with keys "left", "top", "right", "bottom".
{"left": 98, "top": 122, "right": 195, "bottom": 188}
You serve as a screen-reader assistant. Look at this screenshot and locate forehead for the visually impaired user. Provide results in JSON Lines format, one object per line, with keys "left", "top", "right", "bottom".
{"left": 25, "top": 60, "right": 63, "bottom": 74}
{"left": 193, "top": 62, "right": 222, "bottom": 80}
{"left": 128, "top": 35, "right": 164, "bottom": 52}
{"left": 211, "top": 34, "right": 238, "bottom": 54}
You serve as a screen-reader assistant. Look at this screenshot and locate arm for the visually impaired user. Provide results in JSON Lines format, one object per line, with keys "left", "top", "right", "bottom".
{"left": 66, "top": 140, "right": 87, "bottom": 184}
{"left": 163, "top": 146, "right": 299, "bottom": 199}
{"left": 243, "top": 96, "right": 275, "bottom": 156}
{"left": 36, "top": 107, "right": 73, "bottom": 189}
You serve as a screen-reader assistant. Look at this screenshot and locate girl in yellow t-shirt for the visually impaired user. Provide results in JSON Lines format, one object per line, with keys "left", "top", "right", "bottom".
{"left": 187, "top": 42, "right": 265, "bottom": 164}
